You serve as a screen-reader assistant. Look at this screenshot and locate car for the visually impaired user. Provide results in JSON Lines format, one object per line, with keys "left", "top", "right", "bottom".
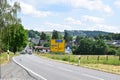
{"left": 28, "top": 51, "right": 32, "bottom": 55}
{"left": 20, "top": 50, "right": 26, "bottom": 54}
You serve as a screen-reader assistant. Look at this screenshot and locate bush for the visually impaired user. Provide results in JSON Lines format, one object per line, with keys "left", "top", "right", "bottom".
{"left": 73, "top": 39, "right": 109, "bottom": 55}
{"left": 116, "top": 47, "right": 120, "bottom": 56}
{"left": 44, "top": 42, "right": 50, "bottom": 47}
{"left": 107, "top": 49, "right": 116, "bottom": 55}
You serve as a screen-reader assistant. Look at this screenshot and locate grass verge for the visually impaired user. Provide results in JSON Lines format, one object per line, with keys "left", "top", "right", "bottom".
{"left": 0, "top": 52, "right": 19, "bottom": 65}
{"left": 35, "top": 53, "right": 120, "bottom": 75}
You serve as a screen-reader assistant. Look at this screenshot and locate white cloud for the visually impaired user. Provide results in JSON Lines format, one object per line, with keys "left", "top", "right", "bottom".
{"left": 82, "top": 15, "right": 104, "bottom": 24}
{"left": 114, "top": 0, "right": 120, "bottom": 7}
{"left": 70, "top": 0, "right": 113, "bottom": 14}
{"left": 19, "top": 0, "right": 113, "bottom": 14}
{"left": 92, "top": 24, "right": 120, "bottom": 33}
{"left": 103, "top": 5, "right": 113, "bottom": 14}
{"left": 44, "top": 22, "right": 73, "bottom": 31}
{"left": 40, "top": 0, "right": 113, "bottom": 14}
{"left": 81, "top": 15, "right": 120, "bottom": 33}
{"left": 20, "top": 2, "right": 51, "bottom": 17}
{"left": 65, "top": 17, "right": 82, "bottom": 25}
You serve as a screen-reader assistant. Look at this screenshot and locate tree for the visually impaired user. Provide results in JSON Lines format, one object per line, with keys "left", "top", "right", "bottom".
{"left": 0, "top": 0, "right": 21, "bottom": 28}
{"left": 0, "top": 0, "right": 21, "bottom": 52}
{"left": 40, "top": 32, "right": 46, "bottom": 40}
{"left": 73, "top": 38, "right": 109, "bottom": 55}
{"left": 75, "top": 36, "right": 83, "bottom": 46}
{"left": 0, "top": 29, "right": 4, "bottom": 52}
{"left": 1, "top": 26, "right": 9, "bottom": 51}
{"left": 29, "top": 41, "right": 33, "bottom": 49}
{"left": 46, "top": 35, "right": 51, "bottom": 41}
{"left": 64, "top": 31, "right": 69, "bottom": 43}
{"left": 44, "top": 42, "right": 50, "bottom": 47}
{"left": 116, "top": 47, "right": 120, "bottom": 56}
{"left": 69, "top": 36, "right": 73, "bottom": 41}
{"left": 11, "top": 24, "right": 28, "bottom": 54}
{"left": 73, "top": 38, "right": 94, "bottom": 55}
{"left": 64, "top": 31, "right": 73, "bottom": 43}
{"left": 28, "top": 30, "right": 36, "bottom": 38}
{"left": 52, "top": 30, "right": 59, "bottom": 39}
{"left": 58, "top": 34, "right": 63, "bottom": 39}
{"left": 107, "top": 48, "right": 116, "bottom": 55}
{"left": 94, "top": 40, "right": 108, "bottom": 55}
{"left": 2, "top": 24, "right": 28, "bottom": 54}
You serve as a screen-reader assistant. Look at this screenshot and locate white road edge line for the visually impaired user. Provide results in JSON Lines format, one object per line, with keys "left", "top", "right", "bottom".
{"left": 58, "top": 67, "right": 73, "bottom": 72}
{"left": 13, "top": 57, "right": 47, "bottom": 80}
{"left": 82, "top": 74, "right": 104, "bottom": 80}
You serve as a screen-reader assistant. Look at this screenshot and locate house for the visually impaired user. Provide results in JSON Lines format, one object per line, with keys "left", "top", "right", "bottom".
{"left": 30, "top": 38, "right": 40, "bottom": 45}
{"left": 33, "top": 46, "right": 50, "bottom": 53}
{"left": 39, "top": 40, "right": 47, "bottom": 46}
{"left": 106, "top": 40, "right": 120, "bottom": 47}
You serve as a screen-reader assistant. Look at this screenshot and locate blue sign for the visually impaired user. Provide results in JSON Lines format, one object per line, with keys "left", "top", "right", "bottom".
{"left": 56, "top": 40, "right": 62, "bottom": 43}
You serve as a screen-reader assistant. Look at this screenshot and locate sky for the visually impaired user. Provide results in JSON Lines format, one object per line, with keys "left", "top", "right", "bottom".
{"left": 12, "top": 0, "right": 120, "bottom": 33}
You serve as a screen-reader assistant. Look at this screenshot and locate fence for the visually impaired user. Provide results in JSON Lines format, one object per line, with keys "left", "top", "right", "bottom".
{"left": 39, "top": 54, "right": 120, "bottom": 65}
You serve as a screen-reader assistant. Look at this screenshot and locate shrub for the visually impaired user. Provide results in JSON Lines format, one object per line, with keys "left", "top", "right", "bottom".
{"left": 116, "top": 47, "right": 120, "bottom": 56}
{"left": 107, "top": 49, "right": 116, "bottom": 55}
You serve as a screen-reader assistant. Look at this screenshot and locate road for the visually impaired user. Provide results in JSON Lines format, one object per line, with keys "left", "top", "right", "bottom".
{"left": 1, "top": 60, "right": 36, "bottom": 80}
{"left": 13, "top": 54, "right": 120, "bottom": 80}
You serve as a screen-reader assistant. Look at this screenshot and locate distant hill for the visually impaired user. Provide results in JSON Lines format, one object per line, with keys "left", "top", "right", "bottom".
{"left": 64, "top": 30, "right": 110, "bottom": 37}
{"left": 27, "top": 29, "right": 110, "bottom": 38}
{"left": 44, "top": 30, "right": 110, "bottom": 37}
{"left": 27, "top": 30, "right": 41, "bottom": 38}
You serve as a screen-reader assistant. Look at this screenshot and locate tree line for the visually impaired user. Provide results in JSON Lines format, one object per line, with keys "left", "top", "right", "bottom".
{"left": 94, "top": 33, "right": 120, "bottom": 40}
{"left": 51, "top": 30, "right": 120, "bottom": 55}
{"left": 73, "top": 38, "right": 109, "bottom": 55}
{"left": 28, "top": 30, "right": 120, "bottom": 55}
{"left": 0, "top": 0, "right": 28, "bottom": 54}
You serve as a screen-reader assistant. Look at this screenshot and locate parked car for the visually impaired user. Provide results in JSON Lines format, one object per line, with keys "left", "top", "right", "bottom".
{"left": 20, "top": 50, "right": 26, "bottom": 54}
{"left": 28, "top": 51, "right": 32, "bottom": 55}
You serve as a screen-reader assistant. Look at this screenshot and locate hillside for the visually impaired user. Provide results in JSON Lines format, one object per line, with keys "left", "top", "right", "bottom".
{"left": 44, "top": 30, "right": 110, "bottom": 37}
{"left": 28, "top": 30, "right": 110, "bottom": 38}
{"left": 65, "top": 30, "right": 110, "bottom": 37}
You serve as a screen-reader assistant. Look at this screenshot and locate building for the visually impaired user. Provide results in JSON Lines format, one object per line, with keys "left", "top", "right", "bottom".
{"left": 33, "top": 46, "right": 50, "bottom": 53}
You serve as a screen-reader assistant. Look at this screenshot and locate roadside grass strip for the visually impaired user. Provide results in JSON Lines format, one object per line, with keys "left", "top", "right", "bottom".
{"left": 36, "top": 53, "right": 120, "bottom": 75}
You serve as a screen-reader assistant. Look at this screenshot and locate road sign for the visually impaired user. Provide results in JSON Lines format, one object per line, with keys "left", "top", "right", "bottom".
{"left": 50, "top": 39, "right": 65, "bottom": 52}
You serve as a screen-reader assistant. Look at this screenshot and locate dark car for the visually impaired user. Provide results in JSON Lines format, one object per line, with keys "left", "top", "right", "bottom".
{"left": 28, "top": 51, "right": 32, "bottom": 55}
{"left": 20, "top": 50, "right": 26, "bottom": 54}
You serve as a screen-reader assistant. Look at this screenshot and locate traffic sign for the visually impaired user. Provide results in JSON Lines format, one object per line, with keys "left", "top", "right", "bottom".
{"left": 50, "top": 39, "right": 65, "bottom": 52}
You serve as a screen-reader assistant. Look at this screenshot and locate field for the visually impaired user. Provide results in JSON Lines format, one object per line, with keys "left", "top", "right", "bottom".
{"left": 36, "top": 53, "right": 120, "bottom": 74}
{"left": 0, "top": 52, "right": 19, "bottom": 65}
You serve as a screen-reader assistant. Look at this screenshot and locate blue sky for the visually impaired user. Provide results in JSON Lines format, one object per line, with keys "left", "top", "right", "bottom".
{"left": 13, "top": 0, "right": 120, "bottom": 33}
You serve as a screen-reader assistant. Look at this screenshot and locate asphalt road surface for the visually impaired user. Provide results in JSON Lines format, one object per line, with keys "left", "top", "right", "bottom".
{"left": 1, "top": 60, "right": 36, "bottom": 80}
{"left": 13, "top": 54, "right": 120, "bottom": 80}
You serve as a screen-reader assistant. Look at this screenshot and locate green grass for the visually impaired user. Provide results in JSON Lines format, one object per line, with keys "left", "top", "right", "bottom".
{"left": 36, "top": 53, "right": 120, "bottom": 74}
{"left": 38, "top": 54, "right": 120, "bottom": 65}
{"left": 0, "top": 52, "right": 19, "bottom": 64}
